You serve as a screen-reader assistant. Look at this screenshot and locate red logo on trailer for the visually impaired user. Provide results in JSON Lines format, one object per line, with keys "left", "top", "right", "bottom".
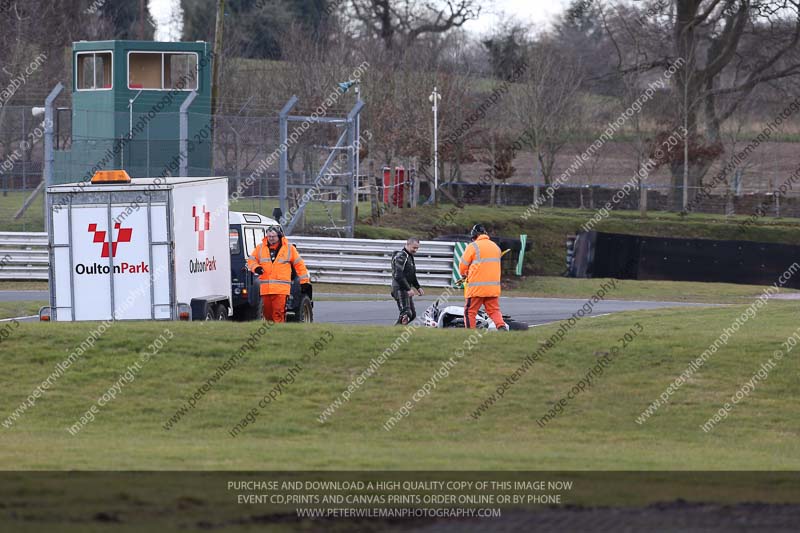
{"left": 193, "top": 205, "right": 210, "bottom": 251}
{"left": 88, "top": 223, "right": 132, "bottom": 258}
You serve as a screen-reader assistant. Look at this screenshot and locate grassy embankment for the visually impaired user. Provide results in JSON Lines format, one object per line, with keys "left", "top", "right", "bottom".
{"left": 356, "top": 204, "right": 800, "bottom": 276}
{"left": 2, "top": 301, "right": 799, "bottom": 472}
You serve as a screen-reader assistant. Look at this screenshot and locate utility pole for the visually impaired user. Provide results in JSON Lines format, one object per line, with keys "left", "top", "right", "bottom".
{"left": 211, "top": 0, "right": 225, "bottom": 117}
{"left": 354, "top": 83, "right": 362, "bottom": 205}
{"left": 210, "top": 0, "right": 225, "bottom": 172}
{"left": 682, "top": 65, "right": 689, "bottom": 212}
{"left": 429, "top": 87, "right": 441, "bottom": 205}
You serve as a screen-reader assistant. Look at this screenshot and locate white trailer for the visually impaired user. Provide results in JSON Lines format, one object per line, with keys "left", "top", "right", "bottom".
{"left": 41, "top": 173, "right": 232, "bottom": 321}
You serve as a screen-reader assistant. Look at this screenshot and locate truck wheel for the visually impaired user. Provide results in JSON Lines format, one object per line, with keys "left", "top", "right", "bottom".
{"left": 215, "top": 303, "right": 228, "bottom": 321}
{"left": 232, "top": 306, "right": 247, "bottom": 321}
{"left": 297, "top": 295, "right": 313, "bottom": 323}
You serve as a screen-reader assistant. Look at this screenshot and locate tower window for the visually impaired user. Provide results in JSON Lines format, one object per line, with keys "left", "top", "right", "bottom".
{"left": 76, "top": 52, "right": 112, "bottom": 90}
{"left": 128, "top": 52, "right": 198, "bottom": 91}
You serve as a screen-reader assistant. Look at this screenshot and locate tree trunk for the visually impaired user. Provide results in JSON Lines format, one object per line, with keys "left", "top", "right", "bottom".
{"left": 669, "top": 159, "right": 713, "bottom": 211}
{"left": 639, "top": 180, "right": 647, "bottom": 217}
{"left": 451, "top": 142, "right": 462, "bottom": 184}
{"left": 537, "top": 151, "right": 553, "bottom": 186}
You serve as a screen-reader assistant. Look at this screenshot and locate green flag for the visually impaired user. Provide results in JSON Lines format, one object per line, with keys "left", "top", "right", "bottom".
{"left": 452, "top": 242, "right": 468, "bottom": 286}
{"left": 516, "top": 235, "right": 527, "bottom": 276}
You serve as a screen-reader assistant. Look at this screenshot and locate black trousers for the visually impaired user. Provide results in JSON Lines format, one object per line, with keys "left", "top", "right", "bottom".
{"left": 393, "top": 290, "right": 416, "bottom": 325}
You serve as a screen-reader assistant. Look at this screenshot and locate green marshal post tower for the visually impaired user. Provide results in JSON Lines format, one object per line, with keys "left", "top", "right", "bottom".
{"left": 53, "top": 40, "right": 213, "bottom": 184}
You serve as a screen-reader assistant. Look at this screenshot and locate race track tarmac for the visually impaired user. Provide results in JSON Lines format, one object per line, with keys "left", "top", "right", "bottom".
{"left": 1, "top": 290, "right": 712, "bottom": 326}
{"left": 312, "top": 294, "right": 710, "bottom": 327}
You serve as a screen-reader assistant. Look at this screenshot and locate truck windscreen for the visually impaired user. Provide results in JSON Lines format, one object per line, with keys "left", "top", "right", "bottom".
{"left": 243, "top": 227, "right": 266, "bottom": 256}
{"left": 229, "top": 229, "right": 240, "bottom": 254}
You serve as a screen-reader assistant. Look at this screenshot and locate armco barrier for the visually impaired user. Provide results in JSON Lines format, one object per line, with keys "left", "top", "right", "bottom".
{"left": 286, "top": 236, "right": 454, "bottom": 287}
{"left": 0, "top": 232, "right": 49, "bottom": 280}
{"left": 0, "top": 232, "right": 455, "bottom": 287}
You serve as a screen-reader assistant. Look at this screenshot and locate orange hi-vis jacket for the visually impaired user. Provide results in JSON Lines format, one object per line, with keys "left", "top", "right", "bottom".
{"left": 458, "top": 234, "right": 502, "bottom": 298}
{"left": 247, "top": 236, "right": 310, "bottom": 295}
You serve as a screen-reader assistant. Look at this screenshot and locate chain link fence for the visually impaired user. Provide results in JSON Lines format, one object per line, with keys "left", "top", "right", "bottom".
{"left": 441, "top": 181, "right": 800, "bottom": 219}
{"left": 2, "top": 103, "right": 800, "bottom": 233}
{"left": 0, "top": 106, "right": 47, "bottom": 231}
{"left": 0, "top": 104, "right": 364, "bottom": 234}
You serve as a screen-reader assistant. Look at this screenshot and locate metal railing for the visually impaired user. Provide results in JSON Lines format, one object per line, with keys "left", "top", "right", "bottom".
{"left": 0, "top": 232, "right": 49, "bottom": 280}
{"left": 0, "top": 232, "right": 455, "bottom": 287}
{"left": 291, "top": 236, "right": 454, "bottom": 287}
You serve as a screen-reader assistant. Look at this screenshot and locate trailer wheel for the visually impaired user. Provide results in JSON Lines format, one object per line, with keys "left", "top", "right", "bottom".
{"left": 297, "top": 295, "right": 313, "bottom": 323}
{"left": 204, "top": 305, "right": 215, "bottom": 321}
{"left": 215, "top": 303, "right": 228, "bottom": 321}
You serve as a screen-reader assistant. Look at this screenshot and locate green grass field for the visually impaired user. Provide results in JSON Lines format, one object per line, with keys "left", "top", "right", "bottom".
{"left": 504, "top": 276, "right": 799, "bottom": 303}
{"left": 0, "top": 300, "right": 44, "bottom": 319}
{"left": 2, "top": 300, "right": 798, "bottom": 471}
{"left": 0, "top": 281, "right": 48, "bottom": 291}
{"left": 229, "top": 197, "right": 374, "bottom": 231}
{"left": 0, "top": 190, "right": 44, "bottom": 232}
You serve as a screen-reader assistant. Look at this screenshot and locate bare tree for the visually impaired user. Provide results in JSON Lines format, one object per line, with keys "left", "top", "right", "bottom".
{"left": 717, "top": 98, "right": 759, "bottom": 213}
{"left": 602, "top": 0, "right": 800, "bottom": 209}
{"left": 511, "top": 41, "right": 584, "bottom": 189}
{"left": 350, "top": 31, "right": 478, "bottom": 203}
{"left": 599, "top": 2, "right": 672, "bottom": 216}
{"left": 476, "top": 131, "right": 517, "bottom": 206}
{"left": 0, "top": 1, "right": 90, "bottom": 185}
{"left": 350, "top": 0, "right": 482, "bottom": 51}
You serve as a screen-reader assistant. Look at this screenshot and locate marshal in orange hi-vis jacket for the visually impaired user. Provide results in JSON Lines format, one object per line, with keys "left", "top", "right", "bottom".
{"left": 247, "top": 228, "right": 309, "bottom": 322}
{"left": 458, "top": 226, "right": 507, "bottom": 330}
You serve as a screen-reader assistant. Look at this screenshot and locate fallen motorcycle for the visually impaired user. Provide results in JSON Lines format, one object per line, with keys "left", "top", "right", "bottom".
{"left": 422, "top": 299, "right": 529, "bottom": 330}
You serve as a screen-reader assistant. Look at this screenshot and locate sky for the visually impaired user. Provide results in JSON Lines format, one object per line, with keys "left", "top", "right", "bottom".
{"left": 463, "top": 0, "right": 571, "bottom": 37}
{"left": 149, "top": 0, "right": 182, "bottom": 41}
{"left": 148, "top": 0, "right": 572, "bottom": 42}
